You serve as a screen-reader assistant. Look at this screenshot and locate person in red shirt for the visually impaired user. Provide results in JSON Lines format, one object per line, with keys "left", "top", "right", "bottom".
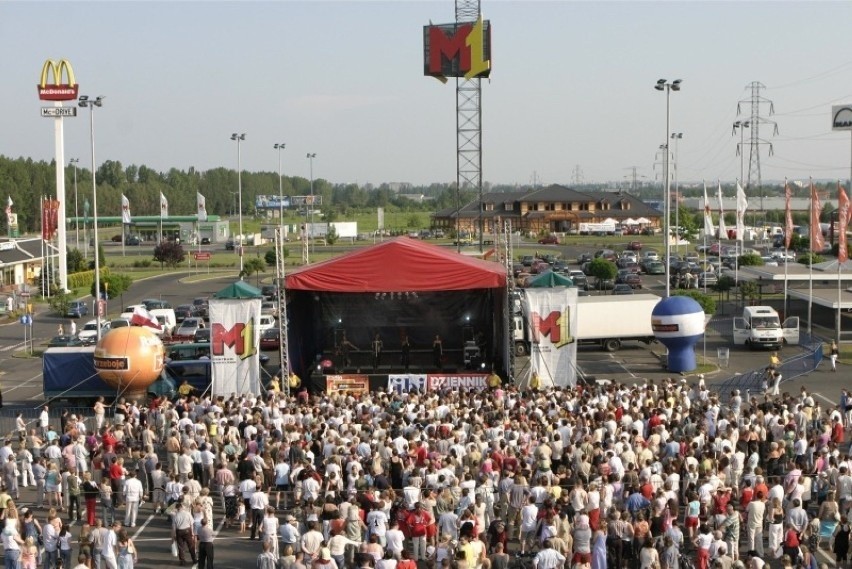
{"left": 832, "top": 416, "right": 845, "bottom": 444}
{"left": 405, "top": 503, "right": 432, "bottom": 561}
{"left": 739, "top": 480, "right": 754, "bottom": 510}
{"left": 102, "top": 430, "right": 117, "bottom": 450}
{"left": 108, "top": 456, "right": 125, "bottom": 507}
{"left": 409, "top": 441, "right": 428, "bottom": 468}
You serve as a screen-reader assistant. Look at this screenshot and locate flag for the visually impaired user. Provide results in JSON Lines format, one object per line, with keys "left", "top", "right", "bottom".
{"left": 5, "top": 196, "right": 12, "bottom": 226}
{"left": 121, "top": 194, "right": 131, "bottom": 224}
{"left": 197, "top": 192, "right": 207, "bottom": 222}
{"left": 159, "top": 192, "right": 168, "bottom": 218}
{"left": 129, "top": 306, "right": 162, "bottom": 331}
{"left": 702, "top": 182, "right": 714, "bottom": 237}
{"left": 810, "top": 181, "right": 825, "bottom": 253}
{"left": 736, "top": 181, "right": 748, "bottom": 241}
{"left": 839, "top": 181, "right": 849, "bottom": 264}
{"left": 717, "top": 183, "right": 728, "bottom": 239}
{"left": 784, "top": 180, "right": 794, "bottom": 250}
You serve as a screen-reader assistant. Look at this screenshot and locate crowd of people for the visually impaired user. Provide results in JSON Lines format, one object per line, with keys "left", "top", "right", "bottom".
{"left": 0, "top": 376, "right": 849, "bottom": 569}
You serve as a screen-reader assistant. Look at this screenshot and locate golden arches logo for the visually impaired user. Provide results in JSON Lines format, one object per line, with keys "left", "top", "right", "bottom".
{"left": 37, "top": 59, "right": 79, "bottom": 101}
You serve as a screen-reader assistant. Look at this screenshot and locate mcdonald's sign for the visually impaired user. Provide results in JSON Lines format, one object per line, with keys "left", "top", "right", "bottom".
{"left": 37, "top": 59, "right": 78, "bottom": 101}
{"left": 423, "top": 17, "right": 491, "bottom": 83}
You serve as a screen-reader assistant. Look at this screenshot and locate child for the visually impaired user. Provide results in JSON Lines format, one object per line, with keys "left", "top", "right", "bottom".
{"left": 238, "top": 500, "right": 247, "bottom": 533}
{"left": 21, "top": 535, "right": 37, "bottom": 569}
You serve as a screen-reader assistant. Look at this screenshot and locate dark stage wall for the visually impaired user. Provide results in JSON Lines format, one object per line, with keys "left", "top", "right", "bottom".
{"left": 287, "top": 289, "right": 506, "bottom": 378}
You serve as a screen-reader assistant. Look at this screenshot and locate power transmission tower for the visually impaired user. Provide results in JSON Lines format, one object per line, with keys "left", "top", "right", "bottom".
{"left": 624, "top": 166, "right": 640, "bottom": 193}
{"left": 737, "top": 81, "right": 778, "bottom": 213}
{"left": 572, "top": 165, "right": 584, "bottom": 186}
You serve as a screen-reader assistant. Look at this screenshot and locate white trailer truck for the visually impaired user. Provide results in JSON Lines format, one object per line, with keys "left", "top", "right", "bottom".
{"left": 514, "top": 294, "right": 660, "bottom": 354}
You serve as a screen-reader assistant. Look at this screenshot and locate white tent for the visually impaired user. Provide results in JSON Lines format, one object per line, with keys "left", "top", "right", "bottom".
{"left": 636, "top": 217, "right": 651, "bottom": 224}
{"left": 623, "top": 218, "right": 638, "bottom": 225}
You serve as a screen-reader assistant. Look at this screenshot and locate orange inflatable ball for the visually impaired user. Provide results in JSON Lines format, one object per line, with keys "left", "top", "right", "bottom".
{"left": 94, "top": 326, "right": 165, "bottom": 396}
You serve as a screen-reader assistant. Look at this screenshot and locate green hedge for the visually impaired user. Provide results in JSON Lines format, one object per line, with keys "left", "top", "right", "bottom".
{"left": 67, "top": 267, "right": 110, "bottom": 290}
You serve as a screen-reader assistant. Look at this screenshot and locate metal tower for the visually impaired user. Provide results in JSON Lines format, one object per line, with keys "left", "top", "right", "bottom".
{"left": 456, "top": 0, "right": 484, "bottom": 251}
{"left": 274, "top": 227, "right": 292, "bottom": 395}
{"left": 737, "top": 81, "right": 778, "bottom": 212}
{"left": 502, "top": 218, "right": 514, "bottom": 382}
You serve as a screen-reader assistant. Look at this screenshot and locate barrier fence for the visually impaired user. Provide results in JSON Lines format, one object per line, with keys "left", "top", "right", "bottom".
{"left": 0, "top": 406, "right": 112, "bottom": 440}
{"left": 711, "top": 331, "right": 824, "bottom": 404}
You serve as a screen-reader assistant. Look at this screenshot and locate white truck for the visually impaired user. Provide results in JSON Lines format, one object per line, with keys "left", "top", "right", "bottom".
{"left": 733, "top": 306, "right": 799, "bottom": 349}
{"left": 514, "top": 294, "right": 660, "bottom": 354}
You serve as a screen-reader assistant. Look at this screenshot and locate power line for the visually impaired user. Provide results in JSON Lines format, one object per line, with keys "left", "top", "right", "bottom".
{"left": 738, "top": 81, "right": 778, "bottom": 212}
{"left": 768, "top": 61, "right": 852, "bottom": 90}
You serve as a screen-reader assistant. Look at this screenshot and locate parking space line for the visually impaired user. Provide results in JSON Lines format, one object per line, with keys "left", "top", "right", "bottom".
{"left": 3, "top": 371, "right": 44, "bottom": 395}
{"left": 213, "top": 516, "right": 226, "bottom": 538}
{"left": 132, "top": 513, "right": 156, "bottom": 540}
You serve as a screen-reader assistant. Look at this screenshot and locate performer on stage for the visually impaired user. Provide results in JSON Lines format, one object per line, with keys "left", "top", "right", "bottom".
{"left": 432, "top": 335, "right": 443, "bottom": 371}
{"left": 338, "top": 332, "right": 358, "bottom": 368}
{"left": 371, "top": 333, "right": 384, "bottom": 371}
{"left": 400, "top": 333, "right": 411, "bottom": 371}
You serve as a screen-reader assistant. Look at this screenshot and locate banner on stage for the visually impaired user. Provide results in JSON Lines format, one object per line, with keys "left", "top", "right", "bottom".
{"left": 327, "top": 374, "right": 369, "bottom": 395}
{"left": 426, "top": 373, "right": 488, "bottom": 390}
{"left": 523, "top": 287, "right": 578, "bottom": 387}
{"left": 387, "top": 374, "right": 427, "bottom": 393}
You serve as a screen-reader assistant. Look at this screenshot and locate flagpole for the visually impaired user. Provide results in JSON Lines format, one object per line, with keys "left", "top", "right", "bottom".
{"left": 809, "top": 178, "right": 814, "bottom": 336}
{"left": 735, "top": 179, "right": 740, "bottom": 304}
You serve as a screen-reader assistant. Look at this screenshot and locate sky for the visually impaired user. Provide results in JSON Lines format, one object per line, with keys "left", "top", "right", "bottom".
{"left": 3, "top": 1, "right": 852, "bottom": 189}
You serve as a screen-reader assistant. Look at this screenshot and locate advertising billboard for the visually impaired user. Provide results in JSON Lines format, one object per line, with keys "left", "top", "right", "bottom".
{"left": 37, "top": 59, "right": 79, "bottom": 101}
{"left": 423, "top": 17, "right": 491, "bottom": 82}
{"left": 209, "top": 298, "right": 262, "bottom": 396}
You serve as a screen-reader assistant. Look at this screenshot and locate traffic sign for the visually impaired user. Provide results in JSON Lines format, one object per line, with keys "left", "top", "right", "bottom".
{"left": 97, "top": 299, "right": 105, "bottom": 318}
{"left": 41, "top": 107, "right": 77, "bottom": 118}
{"left": 19, "top": 292, "right": 30, "bottom": 298}
{"left": 194, "top": 252, "right": 211, "bottom": 261}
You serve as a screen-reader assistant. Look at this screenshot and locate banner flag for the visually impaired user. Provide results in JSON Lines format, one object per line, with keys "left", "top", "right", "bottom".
{"left": 121, "top": 194, "right": 131, "bottom": 224}
{"left": 160, "top": 192, "right": 169, "bottom": 219}
{"left": 523, "top": 287, "right": 578, "bottom": 387}
{"left": 197, "top": 192, "right": 208, "bottom": 222}
{"left": 717, "top": 183, "right": 728, "bottom": 239}
{"left": 209, "top": 298, "right": 261, "bottom": 396}
{"left": 736, "top": 182, "right": 748, "bottom": 241}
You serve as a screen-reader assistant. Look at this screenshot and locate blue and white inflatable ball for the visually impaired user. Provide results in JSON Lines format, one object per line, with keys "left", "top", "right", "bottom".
{"left": 652, "top": 296, "right": 705, "bottom": 373}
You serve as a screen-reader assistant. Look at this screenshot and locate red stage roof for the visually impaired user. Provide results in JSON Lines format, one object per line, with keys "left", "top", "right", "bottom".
{"left": 285, "top": 238, "right": 507, "bottom": 292}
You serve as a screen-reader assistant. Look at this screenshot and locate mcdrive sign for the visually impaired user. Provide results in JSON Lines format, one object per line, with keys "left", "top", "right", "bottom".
{"left": 37, "top": 59, "right": 78, "bottom": 101}
{"left": 423, "top": 16, "right": 491, "bottom": 82}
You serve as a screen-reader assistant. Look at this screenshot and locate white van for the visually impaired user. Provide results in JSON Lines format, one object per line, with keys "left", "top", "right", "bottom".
{"left": 150, "top": 308, "right": 177, "bottom": 336}
{"left": 733, "top": 306, "right": 799, "bottom": 349}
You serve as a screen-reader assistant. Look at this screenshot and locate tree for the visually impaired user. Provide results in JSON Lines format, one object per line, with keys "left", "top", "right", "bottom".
{"left": 673, "top": 290, "right": 716, "bottom": 315}
{"left": 88, "top": 244, "right": 105, "bottom": 271}
{"left": 326, "top": 224, "right": 339, "bottom": 245}
{"left": 91, "top": 273, "right": 133, "bottom": 300}
{"left": 739, "top": 281, "right": 760, "bottom": 304}
{"left": 242, "top": 257, "right": 266, "bottom": 285}
{"left": 588, "top": 258, "right": 617, "bottom": 281}
{"left": 48, "top": 290, "right": 72, "bottom": 317}
{"left": 66, "top": 248, "right": 86, "bottom": 273}
{"left": 738, "top": 253, "right": 764, "bottom": 267}
{"left": 153, "top": 241, "right": 186, "bottom": 268}
{"left": 798, "top": 252, "right": 825, "bottom": 266}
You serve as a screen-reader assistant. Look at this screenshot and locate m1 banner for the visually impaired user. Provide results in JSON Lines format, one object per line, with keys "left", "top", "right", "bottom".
{"left": 523, "top": 287, "right": 578, "bottom": 387}
{"left": 209, "top": 298, "right": 262, "bottom": 396}
{"left": 388, "top": 374, "right": 427, "bottom": 393}
{"left": 387, "top": 373, "right": 488, "bottom": 392}
{"left": 327, "top": 375, "right": 369, "bottom": 395}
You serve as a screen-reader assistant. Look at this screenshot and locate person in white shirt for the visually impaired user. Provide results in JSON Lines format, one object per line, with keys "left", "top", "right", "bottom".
{"left": 520, "top": 496, "right": 539, "bottom": 554}
{"left": 366, "top": 503, "right": 389, "bottom": 546}
{"left": 123, "top": 471, "right": 145, "bottom": 527}
{"left": 261, "top": 506, "right": 280, "bottom": 559}
{"left": 385, "top": 520, "right": 405, "bottom": 559}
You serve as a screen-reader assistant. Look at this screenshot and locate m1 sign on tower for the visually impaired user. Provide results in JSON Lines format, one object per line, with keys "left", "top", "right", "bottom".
{"left": 423, "top": 16, "right": 492, "bottom": 83}
{"left": 37, "top": 58, "right": 77, "bottom": 295}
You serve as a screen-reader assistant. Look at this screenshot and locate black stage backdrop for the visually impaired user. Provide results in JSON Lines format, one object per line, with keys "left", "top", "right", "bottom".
{"left": 287, "top": 288, "right": 505, "bottom": 380}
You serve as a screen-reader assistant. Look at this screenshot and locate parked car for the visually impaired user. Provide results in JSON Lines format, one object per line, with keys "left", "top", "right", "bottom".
{"left": 66, "top": 301, "right": 89, "bottom": 318}
{"left": 698, "top": 272, "right": 718, "bottom": 287}
{"left": 111, "top": 235, "right": 123, "bottom": 243}
{"left": 192, "top": 297, "right": 209, "bottom": 318}
{"left": 612, "top": 284, "right": 634, "bottom": 295}
{"left": 141, "top": 298, "right": 171, "bottom": 310}
{"left": 174, "top": 305, "right": 195, "bottom": 323}
{"left": 538, "top": 235, "right": 560, "bottom": 245}
{"left": 174, "top": 317, "right": 205, "bottom": 339}
{"left": 127, "top": 236, "right": 142, "bottom": 246}
{"left": 261, "top": 301, "right": 279, "bottom": 317}
{"left": 627, "top": 241, "right": 643, "bottom": 251}
{"left": 109, "top": 318, "right": 130, "bottom": 329}
{"left": 260, "top": 328, "right": 281, "bottom": 350}
{"left": 520, "top": 255, "right": 535, "bottom": 267}
{"left": 48, "top": 335, "right": 84, "bottom": 347}
{"left": 577, "top": 253, "right": 593, "bottom": 264}
{"left": 261, "top": 285, "right": 279, "bottom": 300}
{"left": 225, "top": 239, "right": 235, "bottom": 251}
{"left": 200, "top": 237, "right": 211, "bottom": 245}
{"left": 594, "top": 278, "right": 615, "bottom": 291}
{"left": 258, "top": 315, "right": 276, "bottom": 333}
{"left": 644, "top": 261, "right": 666, "bottom": 275}
{"left": 194, "top": 328, "right": 211, "bottom": 343}
{"left": 78, "top": 320, "right": 111, "bottom": 344}
{"left": 568, "top": 270, "right": 589, "bottom": 290}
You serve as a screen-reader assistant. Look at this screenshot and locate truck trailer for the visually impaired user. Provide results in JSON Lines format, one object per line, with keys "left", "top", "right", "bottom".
{"left": 514, "top": 294, "right": 660, "bottom": 354}
{"left": 43, "top": 347, "right": 176, "bottom": 401}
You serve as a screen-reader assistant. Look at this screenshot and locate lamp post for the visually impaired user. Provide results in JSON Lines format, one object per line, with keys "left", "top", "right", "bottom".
{"left": 231, "top": 133, "right": 246, "bottom": 274}
{"left": 78, "top": 95, "right": 104, "bottom": 340}
{"left": 274, "top": 143, "right": 286, "bottom": 223}
{"left": 70, "top": 158, "right": 80, "bottom": 251}
{"left": 655, "top": 78, "right": 682, "bottom": 298}
{"left": 306, "top": 153, "right": 316, "bottom": 258}
{"left": 671, "top": 132, "right": 683, "bottom": 255}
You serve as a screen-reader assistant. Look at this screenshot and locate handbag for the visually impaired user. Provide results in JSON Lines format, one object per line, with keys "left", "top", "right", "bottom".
{"left": 171, "top": 539, "right": 178, "bottom": 558}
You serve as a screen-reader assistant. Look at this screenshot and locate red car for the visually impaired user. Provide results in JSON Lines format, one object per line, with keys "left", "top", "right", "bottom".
{"left": 260, "top": 328, "right": 280, "bottom": 350}
{"left": 538, "top": 235, "right": 560, "bottom": 245}
{"left": 627, "top": 241, "right": 643, "bottom": 251}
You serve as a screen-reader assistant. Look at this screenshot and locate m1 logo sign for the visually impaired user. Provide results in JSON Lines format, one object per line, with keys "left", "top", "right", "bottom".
{"left": 37, "top": 59, "right": 79, "bottom": 101}
{"left": 423, "top": 16, "right": 491, "bottom": 83}
{"left": 212, "top": 320, "right": 257, "bottom": 360}
{"left": 530, "top": 310, "right": 573, "bottom": 348}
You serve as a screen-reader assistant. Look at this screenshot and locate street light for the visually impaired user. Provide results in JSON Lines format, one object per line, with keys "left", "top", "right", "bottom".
{"left": 671, "top": 132, "right": 683, "bottom": 255}
{"left": 69, "top": 158, "right": 80, "bottom": 251}
{"left": 654, "top": 78, "right": 682, "bottom": 298}
{"left": 306, "top": 153, "right": 317, "bottom": 258}
{"left": 78, "top": 95, "right": 104, "bottom": 340}
{"left": 231, "top": 133, "right": 246, "bottom": 274}
{"left": 274, "top": 143, "right": 286, "bottom": 224}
